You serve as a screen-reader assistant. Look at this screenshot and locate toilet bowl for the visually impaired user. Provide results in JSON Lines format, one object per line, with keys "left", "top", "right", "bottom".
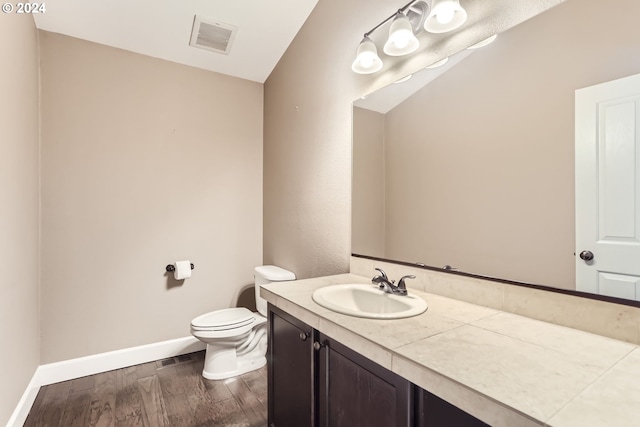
{"left": 190, "top": 265, "right": 295, "bottom": 380}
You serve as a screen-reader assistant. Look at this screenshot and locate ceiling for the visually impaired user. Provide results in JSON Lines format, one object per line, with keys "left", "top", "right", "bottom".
{"left": 33, "top": 0, "right": 319, "bottom": 83}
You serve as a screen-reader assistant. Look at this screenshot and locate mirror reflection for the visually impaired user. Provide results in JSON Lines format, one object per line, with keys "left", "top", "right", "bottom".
{"left": 352, "top": 0, "right": 640, "bottom": 298}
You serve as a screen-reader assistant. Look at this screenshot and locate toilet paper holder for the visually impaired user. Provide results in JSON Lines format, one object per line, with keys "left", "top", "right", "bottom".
{"left": 166, "top": 263, "right": 195, "bottom": 272}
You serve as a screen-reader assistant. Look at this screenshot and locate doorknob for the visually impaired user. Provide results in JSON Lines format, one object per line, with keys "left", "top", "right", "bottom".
{"left": 579, "top": 250, "right": 594, "bottom": 261}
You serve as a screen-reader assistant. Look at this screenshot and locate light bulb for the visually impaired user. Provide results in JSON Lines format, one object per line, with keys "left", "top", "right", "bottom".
{"left": 352, "top": 37, "right": 383, "bottom": 74}
{"left": 384, "top": 13, "right": 419, "bottom": 56}
{"left": 424, "top": 0, "right": 467, "bottom": 33}
{"left": 359, "top": 55, "right": 374, "bottom": 68}
{"left": 436, "top": 8, "right": 454, "bottom": 24}
{"left": 392, "top": 32, "right": 410, "bottom": 49}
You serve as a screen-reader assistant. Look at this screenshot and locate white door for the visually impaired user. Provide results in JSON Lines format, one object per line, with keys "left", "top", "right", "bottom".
{"left": 575, "top": 73, "right": 640, "bottom": 300}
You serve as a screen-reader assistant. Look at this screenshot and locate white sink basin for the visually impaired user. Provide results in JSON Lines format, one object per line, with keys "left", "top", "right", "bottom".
{"left": 312, "top": 284, "right": 428, "bottom": 319}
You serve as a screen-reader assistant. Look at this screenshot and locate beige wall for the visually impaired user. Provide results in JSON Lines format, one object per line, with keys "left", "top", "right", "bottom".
{"left": 383, "top": 0, "right": 640, "bottom": 290}
{"left": 263, "top": 0, "right": 398, "bottom": 279}
{"left": 0, "top": 14, "right": 40, "bottom": 425}
{"left": 352, "top": 107, "right": 385, "bottom": 256}
{"left": 39, "top": 32, "right": 263, "bottom": 363}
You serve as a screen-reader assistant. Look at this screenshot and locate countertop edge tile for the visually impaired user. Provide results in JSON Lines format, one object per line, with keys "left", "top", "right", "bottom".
{"left": 317, "top": 317, "right": 394, "bottom": 369}
{"left": 392, "top": 355, "right": 543, "bottom": 427}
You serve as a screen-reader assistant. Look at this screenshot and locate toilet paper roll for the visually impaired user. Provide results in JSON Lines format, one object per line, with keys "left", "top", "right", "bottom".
{"left": 174, "top": 260, "right": 192, "bottom": 280}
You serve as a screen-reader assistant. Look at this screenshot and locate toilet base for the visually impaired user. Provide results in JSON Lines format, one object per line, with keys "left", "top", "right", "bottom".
{"left": 202, "top": 343, "right": 266, "bottom": 380}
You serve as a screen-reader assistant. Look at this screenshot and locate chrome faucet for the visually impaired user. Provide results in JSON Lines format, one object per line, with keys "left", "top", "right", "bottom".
{"left": 372, "top": 268, "right": 396, "bottom": 292}
{"left": 371, "top": 268, "right": 415, "bottom": 296}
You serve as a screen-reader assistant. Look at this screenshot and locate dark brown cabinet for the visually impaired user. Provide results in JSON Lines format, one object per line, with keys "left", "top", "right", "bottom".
{"left": 268, "top": 304, "right": 490, "bottom": 427}
{"left": 268, "top": 305, "right": 316, "bottom": 427}
{"left": 317, "top": 333, "right": 413, "bottom": 427}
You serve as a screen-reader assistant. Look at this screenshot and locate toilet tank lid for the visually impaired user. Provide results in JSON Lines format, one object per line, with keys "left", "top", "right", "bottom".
{"left": 255, "top": 265, "right": 296, "bottom": 281}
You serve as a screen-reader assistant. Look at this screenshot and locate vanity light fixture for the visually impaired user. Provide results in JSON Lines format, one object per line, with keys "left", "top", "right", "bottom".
{"left": 352, "top": 0, "right": 429, "bottom": 74}
{"left": 424, "top": 0, "right": 467, "bottom": 34}
{"left": 384, "top": 13, "right": 420, "bottom": 56}
{"left": 352, "top": 36, "right": 384, "bottom": 74}
{"left": 352, "top": 0, "right": 470, "bottom": 75}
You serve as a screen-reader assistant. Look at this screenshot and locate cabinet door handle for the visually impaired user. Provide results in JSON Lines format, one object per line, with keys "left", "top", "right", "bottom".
{"left": 313, "top": 341, "right": 325, "bottom": 351}
{"left": 299, "top": 332, "right": 309, "bottom": 341}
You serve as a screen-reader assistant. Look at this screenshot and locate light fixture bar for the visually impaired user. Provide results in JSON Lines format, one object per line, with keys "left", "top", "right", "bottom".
{"left": 362, "top": 0, "right": 422, "bottom": 38}
{"left": 353, "top": 0, "right": 427, "bottom": 74}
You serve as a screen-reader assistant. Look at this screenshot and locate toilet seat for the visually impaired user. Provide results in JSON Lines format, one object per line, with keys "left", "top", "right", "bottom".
{"left": 191, "top": 307, "right": 255, "bottom": 332}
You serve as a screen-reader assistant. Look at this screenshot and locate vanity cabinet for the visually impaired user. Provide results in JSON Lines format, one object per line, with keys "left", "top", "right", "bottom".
{"left": 268, "top": 304, "right": 487, "bottom": 427}
{"left": 268, "top": 305, "right": 411, "bottom": 427}
{"left": 317, "top": 332, "right": 413, "bottom": 427}
{"left": 268, "top": 305, "right": 316, "bottom": 427}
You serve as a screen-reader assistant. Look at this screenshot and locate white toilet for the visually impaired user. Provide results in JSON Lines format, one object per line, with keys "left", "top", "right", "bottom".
{"left": 190, "top": 265, "right": 296, "bottom": 380}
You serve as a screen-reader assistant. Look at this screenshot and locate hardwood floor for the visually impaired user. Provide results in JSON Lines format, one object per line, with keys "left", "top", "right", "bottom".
{"left": 23, "top": 351, "right": 268, "bottom": 427}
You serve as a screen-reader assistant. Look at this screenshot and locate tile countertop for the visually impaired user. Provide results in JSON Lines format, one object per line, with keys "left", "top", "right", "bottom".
{"left": 261, "top": 273, "right": 640, "bottom": 427}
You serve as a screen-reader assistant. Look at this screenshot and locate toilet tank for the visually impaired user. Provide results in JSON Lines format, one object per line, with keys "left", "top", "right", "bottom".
{"left": 254, "top": 265, "right": 296, "bottom": 316}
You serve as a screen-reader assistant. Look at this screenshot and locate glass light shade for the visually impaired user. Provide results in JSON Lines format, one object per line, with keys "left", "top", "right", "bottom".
{"left": 467, "top": 34, "right": 497, "bottom": 49}
{"left": 383, "top": 13, "right": 420, "bottom": 56}
{"left": 424, "top": 0, "right": 467, "bottom": 33}
{"left": 352, "top": 37, "right": 383, "bottom": 74}
{"left": 425, "top": 57, "right": 449, "bottom": 68}
{"left": 394, "top": 74, "right": 413, "bottom": 84}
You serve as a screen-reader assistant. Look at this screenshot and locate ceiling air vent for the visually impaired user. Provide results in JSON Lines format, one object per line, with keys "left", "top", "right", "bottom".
{"left": 189, "top": 16, "right": 237, "bottom": 55}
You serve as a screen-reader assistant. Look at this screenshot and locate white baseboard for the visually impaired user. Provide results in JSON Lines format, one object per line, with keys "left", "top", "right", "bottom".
{"left": 6, "top": 372, "right": 41, "bottom": 427}
{"left": 7, "top": 336, "right": 205, "bottom": 427}
{"left": 36, "top": 336, "right": 205, "bottom": 386}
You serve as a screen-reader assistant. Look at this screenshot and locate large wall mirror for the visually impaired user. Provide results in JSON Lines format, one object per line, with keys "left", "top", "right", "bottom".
{"left": 352, "top": 0, "right": 640, "bottom": 299}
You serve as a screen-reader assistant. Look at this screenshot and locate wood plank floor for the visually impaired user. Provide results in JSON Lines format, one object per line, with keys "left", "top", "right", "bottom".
{"left": 23, "top": 351, "right": 268, "bottom": 427}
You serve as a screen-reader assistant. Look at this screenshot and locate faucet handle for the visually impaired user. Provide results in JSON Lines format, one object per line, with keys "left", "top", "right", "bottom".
{"left": 397, "top": 275, "right": 416, "bottom": 290}
{"left": 374, "top": 268, "right": 388, "bottom": 279}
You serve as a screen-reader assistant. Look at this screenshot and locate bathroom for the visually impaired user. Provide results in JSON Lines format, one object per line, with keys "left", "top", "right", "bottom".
{"left": 3, "top": 0, "right": 640, "bottom": 425}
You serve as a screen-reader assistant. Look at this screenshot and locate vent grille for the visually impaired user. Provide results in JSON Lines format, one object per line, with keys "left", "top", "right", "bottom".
{"left": 189, "top": 16, "right": 237, "bottom": 55}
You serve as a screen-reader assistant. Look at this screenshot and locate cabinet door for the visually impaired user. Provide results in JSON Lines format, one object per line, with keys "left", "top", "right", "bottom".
{"left": 317, "top": 333, "right": 412, "bottom": 427}
{"left": 416, "top": 387, "right": 489, "bottom": 427}
{"left": 268, "top": 305, "right": 316, "bottom": 427}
